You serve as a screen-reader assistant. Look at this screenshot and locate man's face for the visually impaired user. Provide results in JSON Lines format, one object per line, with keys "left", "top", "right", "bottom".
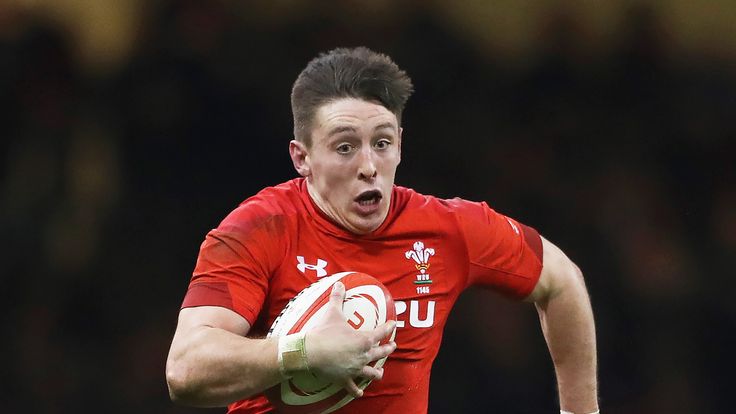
{"left": 290, "top": 98, "right": 402, "bottom": 235}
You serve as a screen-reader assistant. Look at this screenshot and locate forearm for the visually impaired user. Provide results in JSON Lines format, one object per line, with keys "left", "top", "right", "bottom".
{"left": 166, "top": 326, "right": 281, "bottom": 407}
{"left": 535, "top": 267, "right": 598, "bottom": 413}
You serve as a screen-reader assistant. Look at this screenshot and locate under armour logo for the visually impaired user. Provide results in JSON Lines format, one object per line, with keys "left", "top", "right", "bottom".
{"left": 296, "top": 256, "right": 328, "bottom": 277}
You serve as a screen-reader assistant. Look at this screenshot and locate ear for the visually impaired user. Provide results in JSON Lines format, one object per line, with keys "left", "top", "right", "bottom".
{"left": 397, "top": 127, "right": 403, "bottom": 163}
{"left": 289, "top": 140, "right": 311, "bottom": 177}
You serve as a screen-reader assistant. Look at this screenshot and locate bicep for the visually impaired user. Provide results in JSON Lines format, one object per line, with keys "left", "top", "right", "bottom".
{"left": 525, "top": 236, "right": 583, "bottom": 303}
{"left": 170, "top": 306, "right": 251, "bottom": 350}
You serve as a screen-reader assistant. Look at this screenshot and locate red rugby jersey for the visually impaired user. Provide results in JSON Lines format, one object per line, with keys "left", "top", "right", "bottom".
{"left": 181, "top": 178, "right": 543, "bottom": 413}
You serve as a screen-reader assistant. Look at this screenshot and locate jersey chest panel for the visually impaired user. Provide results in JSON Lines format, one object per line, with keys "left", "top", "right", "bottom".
{"left": 266, "top": 224, "right": 467, "bottom": 362}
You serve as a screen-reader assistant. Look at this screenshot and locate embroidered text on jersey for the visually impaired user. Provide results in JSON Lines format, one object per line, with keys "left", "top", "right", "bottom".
{"left": 296, "top": 256, "right": 328, "bottom": 277}
{"left": 395, "top": 300, "right": 435, "bottom": 328}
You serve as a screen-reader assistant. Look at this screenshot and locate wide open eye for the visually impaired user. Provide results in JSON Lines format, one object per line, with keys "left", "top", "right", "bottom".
{"left": 374, "top": 139, "right": 391, "bottom": 150}
{"left": 336, "top": 143, "right": 354, "bottom": 154}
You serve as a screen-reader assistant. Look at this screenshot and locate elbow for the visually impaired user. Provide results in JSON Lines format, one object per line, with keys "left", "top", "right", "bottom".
{"left": 166, "top": 358, "right": 197, "bottom": 405}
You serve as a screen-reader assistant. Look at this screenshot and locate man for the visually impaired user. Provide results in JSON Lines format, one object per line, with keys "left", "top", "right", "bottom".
{"left": 166, "top": 47, "right": 599, "bottom": 414}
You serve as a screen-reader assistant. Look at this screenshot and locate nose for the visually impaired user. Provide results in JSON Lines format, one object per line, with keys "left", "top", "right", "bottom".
{"left": 357, "top": 147, "right": 377, "bottom": 181}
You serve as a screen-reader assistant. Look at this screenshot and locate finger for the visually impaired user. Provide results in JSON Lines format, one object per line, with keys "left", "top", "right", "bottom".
{"left": 366, "top": 341, "right": 397, "bottom": 362}
{"left": 360, "top": 365, "right": 384, "bottom": 381}
{"left": 343, "top": 377, "right": 364, "bottom": 398}
{"left": 370, "top": 319, "right": 396, "bottom": 343}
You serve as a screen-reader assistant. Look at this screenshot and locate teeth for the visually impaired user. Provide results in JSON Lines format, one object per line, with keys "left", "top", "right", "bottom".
{"left": 356, "top": 191, "right": 381, "bottom": 205}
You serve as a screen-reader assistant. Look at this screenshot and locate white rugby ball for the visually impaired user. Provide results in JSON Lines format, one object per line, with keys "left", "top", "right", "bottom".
{"left": 265, "top": 271, "right": 396, "bottom": 414}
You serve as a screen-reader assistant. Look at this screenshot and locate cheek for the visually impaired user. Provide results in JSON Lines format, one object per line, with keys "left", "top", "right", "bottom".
{"left": 313, "top": 160, "right": 352, "bottom": 192}
{"left": 379, "top": 155, "right": 400, "bottom": 176}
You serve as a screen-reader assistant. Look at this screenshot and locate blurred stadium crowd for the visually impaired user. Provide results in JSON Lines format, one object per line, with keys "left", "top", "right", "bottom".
{"left": 1, "top": 1, "right": 734, "bottom": 413}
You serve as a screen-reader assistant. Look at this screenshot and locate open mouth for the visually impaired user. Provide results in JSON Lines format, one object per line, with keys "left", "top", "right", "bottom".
{"left": 354, "top": 190, "right": 382, "bottom": 207}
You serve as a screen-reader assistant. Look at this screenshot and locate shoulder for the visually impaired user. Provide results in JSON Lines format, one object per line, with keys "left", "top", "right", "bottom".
{"left": 393, "top": 185, "right": 487, "bottom": 216}
{"left": 217, "top": 178, "right": 304, "bottom": 235}
{"left": 388, "top": 186, "right": 495, "bottom": 238}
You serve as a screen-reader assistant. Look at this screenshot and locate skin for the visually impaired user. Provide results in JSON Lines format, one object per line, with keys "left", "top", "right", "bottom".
{"left": 166, "top": 97, "right": 598, "bottom": 412}
{"left": 526, "top": 238, "right": 599, "bottom": 413}
{"left": 289, "top": 98, "right": 402, "bottom": 235}
{"left": 166, "top": 284, "right": 396, "bottom": 407}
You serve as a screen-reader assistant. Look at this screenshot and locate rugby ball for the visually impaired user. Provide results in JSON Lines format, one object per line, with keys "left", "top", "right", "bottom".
{"left": 265, "top": 271, "right": 396, "bottom": 414}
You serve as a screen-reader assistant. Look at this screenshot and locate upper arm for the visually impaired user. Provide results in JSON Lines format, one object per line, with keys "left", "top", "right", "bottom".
{"left": 525, "top": 236, "right": 584, "bottom": 303}
{"left": 183, "top": 205, "right": 286, "bottom": 326}
{"left": 165, "top": 306, "right": 256, "bottom": 402}
{"left": 176, "top": 306, "right": 251, "bottom": 336}
{"left": 169, "top": 306, "right": 252, "bottom": 357}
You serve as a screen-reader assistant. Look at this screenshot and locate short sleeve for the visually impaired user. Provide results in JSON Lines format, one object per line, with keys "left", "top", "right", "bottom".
{"left": 181, "top": 207, "right": 285, "bottom": 325}
{"left": 451, "top": 199, "right": 543, "bottom": 299}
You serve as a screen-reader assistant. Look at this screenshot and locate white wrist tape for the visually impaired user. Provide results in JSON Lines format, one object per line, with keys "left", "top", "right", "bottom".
{"left": 561, "top": 410, "right": 599, "bottom": 414}
{"left": 277, "top": 332, "right": 309, "bottom": 378}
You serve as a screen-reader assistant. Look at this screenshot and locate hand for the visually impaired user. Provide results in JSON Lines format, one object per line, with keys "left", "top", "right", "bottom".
{"left": 304, "top": 281, "right": 397, "bottom": 398}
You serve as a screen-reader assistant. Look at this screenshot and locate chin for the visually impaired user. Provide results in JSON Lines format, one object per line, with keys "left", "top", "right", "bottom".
{"left": 346, "top": 204, "right": 388, "bottom": 234}
{"left": 349, "top": 219, "right": 380, "bottom": 235}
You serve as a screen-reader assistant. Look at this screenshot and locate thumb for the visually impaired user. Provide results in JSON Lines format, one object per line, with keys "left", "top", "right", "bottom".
{"left": 329, "top": 281, "right": 346, "bottom": 308}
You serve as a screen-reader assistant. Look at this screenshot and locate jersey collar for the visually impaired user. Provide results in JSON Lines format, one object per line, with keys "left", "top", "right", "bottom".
{"left": 296, "top": 178, "right": 400, "bottom": 240}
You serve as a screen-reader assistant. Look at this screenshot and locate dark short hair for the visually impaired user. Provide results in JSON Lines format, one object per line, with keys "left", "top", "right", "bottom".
{"left": 291, "top": 47, "right": 414, "bottom": 146}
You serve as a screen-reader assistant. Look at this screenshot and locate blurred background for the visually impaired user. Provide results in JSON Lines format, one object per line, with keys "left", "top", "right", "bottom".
{"left": 1, "top": 0, "right": 734, "bottom": 413}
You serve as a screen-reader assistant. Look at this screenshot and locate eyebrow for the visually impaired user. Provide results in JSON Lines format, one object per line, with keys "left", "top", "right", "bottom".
{"left": 373, "top": 122, "right": 396, "bottom": 132}
{"left": 327, "top": 125, "right": 358, "bottom": 137}
{"left": 327, "top": 122, "right": 396, "bottom": 137}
